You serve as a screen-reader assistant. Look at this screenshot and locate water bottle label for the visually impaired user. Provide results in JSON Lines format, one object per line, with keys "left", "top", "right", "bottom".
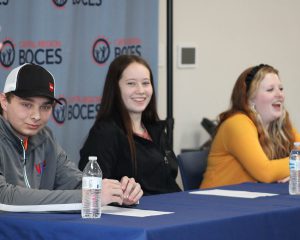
{"left": 289, "top": 160, "right": 300, "bottom": 170}
{"left": 82, "top": 177, "right": 102, "bottom": 190}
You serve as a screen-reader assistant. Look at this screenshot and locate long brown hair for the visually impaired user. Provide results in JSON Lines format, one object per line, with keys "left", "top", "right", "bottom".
{"left": 94, "top": 54, "right": 159, "bottom": 175}
{"left": 218, "top": 64, "right": 294, "bottom": 159}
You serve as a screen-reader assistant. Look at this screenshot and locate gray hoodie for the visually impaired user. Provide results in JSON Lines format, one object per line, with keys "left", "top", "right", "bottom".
{"left": 0, "top": 115, "right": 82, "bottom": 205}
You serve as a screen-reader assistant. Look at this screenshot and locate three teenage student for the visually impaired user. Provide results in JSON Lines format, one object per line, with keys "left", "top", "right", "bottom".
{"left": 2, "top": 59, "right": 295, "bottom": 205}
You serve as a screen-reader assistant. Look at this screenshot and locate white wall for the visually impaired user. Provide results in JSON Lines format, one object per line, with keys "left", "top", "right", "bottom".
{"left": 158, "top": 0, "right": 300, "bottom": 155}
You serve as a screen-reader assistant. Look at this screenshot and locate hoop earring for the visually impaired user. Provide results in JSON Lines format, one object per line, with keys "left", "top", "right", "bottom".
{"left": 249, "top": 102, "right": 257, "bottom": 113}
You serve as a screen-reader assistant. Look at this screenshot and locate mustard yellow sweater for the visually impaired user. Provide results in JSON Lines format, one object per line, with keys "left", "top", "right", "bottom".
{"left": 201, "top": 113, "right": 300, "bottom": 189}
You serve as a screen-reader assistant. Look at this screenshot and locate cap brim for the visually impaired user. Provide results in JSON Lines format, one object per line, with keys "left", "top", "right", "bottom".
{"left": 13, "top": 91, "right": 62, "bottom": 105}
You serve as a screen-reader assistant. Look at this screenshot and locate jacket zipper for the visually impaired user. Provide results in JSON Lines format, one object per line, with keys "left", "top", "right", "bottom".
{"left": 20, "top": 139, "right": 31, "bottom": 188}
{"left": 164, "top": 155, "right": 169, "bottom": 164}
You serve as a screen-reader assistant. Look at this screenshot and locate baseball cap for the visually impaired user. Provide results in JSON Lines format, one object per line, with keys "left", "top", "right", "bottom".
{"left": 3, "top": 63, "right": 62, "bottom": 104}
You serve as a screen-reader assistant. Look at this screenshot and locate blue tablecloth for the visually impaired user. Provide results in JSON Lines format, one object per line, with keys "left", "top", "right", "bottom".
{"left": 1, "top": 183, "right": 300, "bottom": 240}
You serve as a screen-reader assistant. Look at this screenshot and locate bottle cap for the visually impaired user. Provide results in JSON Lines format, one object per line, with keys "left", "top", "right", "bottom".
{"left": 88, "top": 156, "right": 97, "bottom": 161}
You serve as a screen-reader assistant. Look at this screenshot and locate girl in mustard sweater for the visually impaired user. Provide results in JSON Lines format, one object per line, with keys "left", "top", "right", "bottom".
{"left": 201, "top": 64, "right": 300, "bottom": 189}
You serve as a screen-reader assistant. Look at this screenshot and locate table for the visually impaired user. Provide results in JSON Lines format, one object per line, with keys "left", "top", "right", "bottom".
{"left": 1, "top": 183, "right": 300, "bottom": 240}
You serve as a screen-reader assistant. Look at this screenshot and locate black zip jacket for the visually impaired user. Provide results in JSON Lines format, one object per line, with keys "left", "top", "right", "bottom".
{"left": 79, "top": 119, "right": 181, "bottom": 195}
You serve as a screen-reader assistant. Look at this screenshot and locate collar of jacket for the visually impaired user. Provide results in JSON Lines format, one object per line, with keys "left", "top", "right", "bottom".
{"left": 95, "top": 115, "right": 167, "bottom": 144}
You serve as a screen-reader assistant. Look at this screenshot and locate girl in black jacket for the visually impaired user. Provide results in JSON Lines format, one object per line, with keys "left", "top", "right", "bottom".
{"left": 79, "top": 55, "right": 181, "bottom": 195}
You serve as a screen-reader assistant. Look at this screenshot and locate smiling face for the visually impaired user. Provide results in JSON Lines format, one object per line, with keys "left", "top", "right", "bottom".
{"left": 0, "top": 94, "right": 53, "bottom": 139}
{"left": 251, "top": 73, "right": 284, "bottom": 127}
{"left": 118, "top": 62, "right": 153, "bottom": 119}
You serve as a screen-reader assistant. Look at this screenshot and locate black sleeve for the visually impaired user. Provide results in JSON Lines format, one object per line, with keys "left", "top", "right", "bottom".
{"left": 78, "top": 122, "right": 119, "bottom": 179}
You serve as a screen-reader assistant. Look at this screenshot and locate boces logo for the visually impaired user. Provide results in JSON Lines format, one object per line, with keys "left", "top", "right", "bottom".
{"left": 0, "top": 39, "right": 15, "bottom": 68}
{"left": 52, "top": 98, "right": 68, "bottom": 124}
{"left": 52, "top": 0, "right": 68, "bottom": 8}
{"left": 0, "top": 0, "right": 9, "bottom": 5}
{"left": 0, "top": 39, "right": 62, "bottom": 68}
{"left": 92, "top": 37, "right": 110, "bottom": 66}
{"left": 51, "top": 96, "right": 101, "bottom": 125}
{"left": 92, "top": 36, "right": 142, "bottom": 67}
{"left": 114, "top": 37, "right": 142, "bottom": 57}
{"left": 52, "top": 0, "right": 102, "bottom": 8}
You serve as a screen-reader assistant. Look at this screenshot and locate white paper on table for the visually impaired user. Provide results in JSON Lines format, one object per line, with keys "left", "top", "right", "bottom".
{"left": 102, "top": 205, "right": 173, "bottom": 217}
{"left": 0, "top": 203, "right": 173, "bottom": 217}
{"left": 0, "top": 203, "right": 82, "bottom": 213}
{"left": 190, "top": 189, "right": 278, "bottom": 198}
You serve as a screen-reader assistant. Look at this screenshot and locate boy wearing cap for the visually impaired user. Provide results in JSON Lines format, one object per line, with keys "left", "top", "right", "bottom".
{"left": 0, "top": 63, "right": 142, "bottom": 206}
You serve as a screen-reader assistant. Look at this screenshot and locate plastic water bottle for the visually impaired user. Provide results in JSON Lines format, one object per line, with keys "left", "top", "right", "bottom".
{"left": 289, "top": 142, "right": 300, "bottom": 195}
{"left": 81, "top": 156, "right": 102, "bottom": 218}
